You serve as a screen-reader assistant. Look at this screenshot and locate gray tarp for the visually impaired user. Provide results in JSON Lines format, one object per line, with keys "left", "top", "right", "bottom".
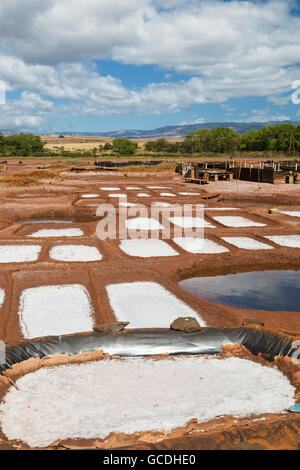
{"left": 0, "top": 327, "right": 297, "bottom": 374}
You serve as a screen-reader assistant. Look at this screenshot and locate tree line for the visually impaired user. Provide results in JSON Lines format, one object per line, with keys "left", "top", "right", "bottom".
{"left": 0, "top": 133, "right": 44, "bottom": 156}
{"left": 145, "top": 124, "right": 300, "bottom": 154}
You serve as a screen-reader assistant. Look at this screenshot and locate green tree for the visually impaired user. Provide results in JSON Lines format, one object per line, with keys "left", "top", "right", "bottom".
{"left": 112, "top": 138, "right": 137, "bottom": 155}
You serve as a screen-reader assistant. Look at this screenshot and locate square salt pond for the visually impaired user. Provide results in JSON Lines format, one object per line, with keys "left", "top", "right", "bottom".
{"left": 49, "top": 245, "right": 102, "bottom": 262}
{"left": 27, "top": 228, "right": 84, "bottom": 238}
{"left": 222, "top": 237, "right": 273, "bottom": 250}
{"left": 169, "top": 217, "right": 215, "bottom": 229}
{"left": 106, "top": 281, "right": 206, "bottom": 328}
{"left": 126, "top": 218, "right": 164, "bottom": 230}
{"left": 212, "top": 216, "right": 266, "bottom": 228}
{"left": 19, "top": 284, "right": 94, "bottom": 338}
{"left": 0, "top": 245, "right": 41, "bottom": 262}
{"left": 174, "top": 238, "right": 228, "bottom": 254}
{"left": 119, "top": 239, "right": 178, "bottom": 257}
{"left": 264, "top": 235, "right": 300, "bottom": 248}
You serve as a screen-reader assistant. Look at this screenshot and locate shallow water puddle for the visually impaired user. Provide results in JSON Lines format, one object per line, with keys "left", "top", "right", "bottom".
{"left": 0, "top": 245, "right": 42, "bottom": 262}
{"left": 106, "top": 281, "right": 205, "bottom": 328}
{"left": 265, "top": 235, "right": 300, "bottom": 248}
{"left": 222, "top": 237, "right": 273, "bottom": 250}
{"left": 27, "top": 228, "right": 84, "bottom": 238}
{"left": 19, "top": 284, "right": 94, "bottom": 338}
{"left": 0, "top": 356, "right": 293, "bottom": 448}
{"left": 49, "top": 245, "right": 102, "bottom": 262}
{"left": 169, "top": 217, "right": 215, "bottom": 229}
{"left": 179, "top": 270, "right": 300, "bottom": 311}
{"left": 126, "top": 218, "right": 164, "bottom": 230}
{"left": 212, "top": 216, "right": 266, "bottom": 227}
{"left": 119, "top": 239, "right": 178, "bottom": 257}
{"left": 174, "top": 238, "right": 228, "bottom": 254}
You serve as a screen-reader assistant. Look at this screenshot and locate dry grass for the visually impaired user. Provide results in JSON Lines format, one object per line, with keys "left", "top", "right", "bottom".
{"left": 121, "top": 162, "right": 178, "bottom": 174}
{"left": 0, "top": 170, "right": 60, "bottom": 186}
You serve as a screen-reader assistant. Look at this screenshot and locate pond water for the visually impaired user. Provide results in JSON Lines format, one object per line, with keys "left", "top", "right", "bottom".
{"left": 179, "top": 270, "right": 300, "bottom": 312}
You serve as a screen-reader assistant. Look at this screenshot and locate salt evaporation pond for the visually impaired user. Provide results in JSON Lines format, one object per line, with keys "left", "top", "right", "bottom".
{"left": 0, "top": 357, "right": 294, "bottom": 448}
{"left": 179, "top": 270, "right": 300, "bottom": 312}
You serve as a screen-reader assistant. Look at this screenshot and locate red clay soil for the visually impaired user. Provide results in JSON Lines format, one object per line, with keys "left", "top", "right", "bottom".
{"left": 0, "top": 159, "right": 299, "bottom": 449}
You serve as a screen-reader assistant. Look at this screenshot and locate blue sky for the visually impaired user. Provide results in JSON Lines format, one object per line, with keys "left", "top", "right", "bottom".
{"left": 0, "top": 0, "right": 300, "bottom": 132}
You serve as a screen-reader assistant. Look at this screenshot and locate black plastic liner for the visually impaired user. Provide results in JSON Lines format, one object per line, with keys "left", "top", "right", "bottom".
{"left": 0, "top": 328, "right": 298, "bottom": 375}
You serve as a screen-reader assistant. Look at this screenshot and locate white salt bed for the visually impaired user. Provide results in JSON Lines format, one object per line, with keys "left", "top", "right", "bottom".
{"left": 0, "top": 289, "right": 5, "bottom": 307}
{"left": 205, "top": 207, "right": 239, "bottom": 211}
{"left": 212, "top": 216, "right": 266, "bottom": 228}
{"left": 265, "top": 235, "right": 300, "bottom": 248}
{"left": 279, "top": 211, "right": 300, "bottom": 218}
{"left": 160, "top": 192, "right": 176, "bottom": 197}
{"left": 126, "top": 187, "right": 141, "bottom": 190}
{"left": 0, "top": 356, "right": 294, "bottom": 448}
{"left": 147, "top": 186, "right": 170, "bottom": 189}
{"left": 28, "top": 228, "right": 84, "bottom": 238}
{"left": 81, "top": 194, "right": 100, "bottom": 198}
{"left": 178, "top": 192, "right": 200, "bottom": 196}
{"left": 174, "top": 238, "right": 228, "bottom": 254}
{"left": 108, "top": 193, "right": 127, "bottom": 198}
{"left": 222, "top": 237, "right": 273, "bottom": 250}
{"left": 49, "top": 245, "right": 102, "bottom": 262}
{"left": 106, "top": 281, "right": 205, "bottom": 328}
{"left": 119, "top": 239, "right": 178, "bottom": 257}
{"left": 18, "top": 284, "right": 94, "bottom": 339}
{"left": 0, "top": 245, "right": 42, "bottom": 263}
{"left": 126, "top": 218, "right": 164, "bottom": 230}
{"left": 169, "top": 217, "right": 215, "bottom": 229}
{"left": 152, "top": 202, "right": 174, "bottom": 208}
{"left": 100, "top": 187, "right": 120, "bottom": 191}
{"left": 137, "top": 193, "right": 151, "bottom": 197}
{"left": 119, "top": 202, "right": 139, "bottom": 207}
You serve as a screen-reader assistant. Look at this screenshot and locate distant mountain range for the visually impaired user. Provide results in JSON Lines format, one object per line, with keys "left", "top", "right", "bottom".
{"left": 3, "top": 120, "right": 300, "bottom": 138}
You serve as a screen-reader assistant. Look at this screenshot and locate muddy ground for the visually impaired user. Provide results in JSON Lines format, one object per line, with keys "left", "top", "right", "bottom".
{"left": 0, "top": 158, "right": 299, "bottom": 450}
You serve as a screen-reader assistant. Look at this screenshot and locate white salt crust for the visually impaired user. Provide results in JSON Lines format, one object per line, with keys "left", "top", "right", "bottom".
{"left": 49, "top": 245, "right": 103, "bottom": 262}
{"left": 126, "top": 218, "right": 164, "bottom": 230}
{"left": 279, "top": 211, "right": 300, "bottom": 218}
{"left": 106, "top": 281, "right": 205, "bottom": 328}
{"left": 152, "top": 202, "right": 174, "bottom": 208}
{"left": 18, "top": 284, "right": 94, "bottom": 339}
{"left": 205, "top": 207, "right": 239, "bottom": 211}
{"left": 222, "top": 237, "right": 273, "bottom": 250}
{"left": 137, "top": 193, "right": 151, "bottom": 197}
{"left": 126, "top": 187, "right": 141, "bottom": 190}
{"left": 178, "top": 192, "right": 201, "bottom": 196}
{"left": 147, "top": 186, "right": 170, "bottom": 189}
{"left": 81, "top": 194, "right": 100, "bottom": 198}
{"left": 212, "top": 216, "right": 266, "bottom": 228}
{"left": 0, "top": 289, "right": 5, "bottom": 308}
{"left": 119, "top": 239, "right": 178, "bottom": 257}
{"left": 169, "top": 217, "right": 215, "bottom": 229}
{"left": 173, "top": 238, "right": 229, "bottom": 254}
{"left": 119, "top": 202, "right": 140, "bottom": 207}
{"left": 160, "top": 192, "right": 176, "bottom": 197}
{"left": 0, "top": 357, "right": 294, "bottom": 448}
{"left": 28, "top": 228, "right": 84, "bottom": 238}
{"left": 108, "top": 194, "right": 127, "bottom": 198}
{"left": 0, "top": 245, "right": 42, "bottom": 263}
{"left": 265, "top": 235, "right": 300, "bottom": 248}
